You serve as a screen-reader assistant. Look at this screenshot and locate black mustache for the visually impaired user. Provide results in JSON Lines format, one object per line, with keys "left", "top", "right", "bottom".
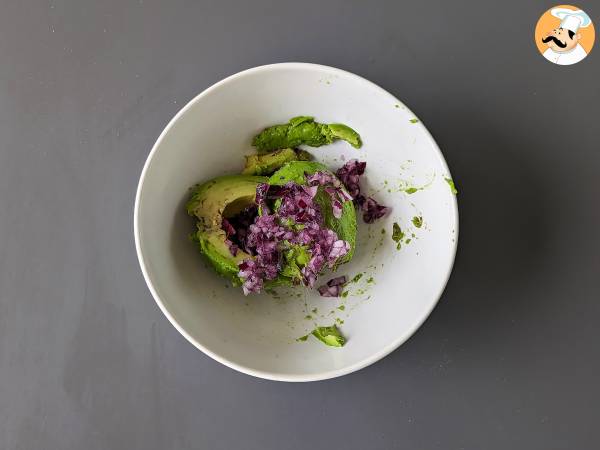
{"left": 542, "top": 35, "right": 567, "bottom": 48}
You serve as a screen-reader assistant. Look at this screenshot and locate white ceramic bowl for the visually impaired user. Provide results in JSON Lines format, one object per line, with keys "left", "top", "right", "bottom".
{"left": 134, "top": 63, "right": 458, "bottom": 382}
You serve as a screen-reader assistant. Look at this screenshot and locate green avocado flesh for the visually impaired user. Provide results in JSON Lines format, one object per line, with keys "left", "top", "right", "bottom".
{"left": 252, "top": 116, "right": 362, "bottom": 153}
{"left": 311, "top": 325, "right": 346, "bottom": 347}
{"left": 242, "top": 148, "right": 311, "bottom": 176}
{"left": 187, "top": 175, "right": 267, "bottom": 284}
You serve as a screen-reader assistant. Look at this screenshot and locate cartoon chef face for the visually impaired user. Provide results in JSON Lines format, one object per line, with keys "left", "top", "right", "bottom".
{"left": 537, "top": 7, "right": 593, "bottom": 66}
{"left": 542, "top": 27, "right": 581, "bottom": 52}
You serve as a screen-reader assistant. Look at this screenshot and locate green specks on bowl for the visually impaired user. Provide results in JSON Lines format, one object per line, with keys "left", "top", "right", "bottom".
{"left": 409, "top": 118, "right": 419, "bottom": 123}
{"left": 351, "top": 273, "right": 364, "bottom": 283}
{"left": 445, "top": 177, "right": 458, "bottom": 195}
{"left": 392, "top": 222, "right": 404, "bottom": 249}
{"left": 371, "top": 229, "right": 387, "bottom": 257}
{"left": 412, "top": 216, "right": 423, "bottom": 228}
{"left": 391, "top": 218, "right": 425, "bottom": 250}
{"left": 265, "top": 288, "right": 278, "bottom": 297}
{"left": 388, "top": 174, "right": 436, "bottom": 195}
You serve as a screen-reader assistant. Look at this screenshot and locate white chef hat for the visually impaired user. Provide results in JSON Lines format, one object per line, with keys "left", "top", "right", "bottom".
{"left": 551, "top": 8, "right": 592, "bottom": 33}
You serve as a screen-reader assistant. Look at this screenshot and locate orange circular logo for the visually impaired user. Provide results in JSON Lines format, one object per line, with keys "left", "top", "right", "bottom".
{"left": 535, "top": 5, "right": 595, "bottom": 65}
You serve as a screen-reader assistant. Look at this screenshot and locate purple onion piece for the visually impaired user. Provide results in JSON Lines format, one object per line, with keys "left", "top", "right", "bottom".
{"left": 317, "top": 275, "right": 347, "bottom": 297}
{"left": 361, "top": 196, "right": 390, "bottom": 224}
{"left": 336, "top": 160, "right": 390, "bottom": 224}
{"left": 255, "top": 183, "right": 270, "bottom": 205}
{"left": 328, "top": 240, "right": 350, "bottom": 263}
{"left": 336, "top": 159, "right": 366, "bottom": 198}
{"left": 222, "top": 218, "right": 236, "bottom": 237}
{"left": 318, "top": 284, "right": 343, "bottom": 297}
{"left": 225, "top": 239, "right": 238, "bottom": 256}
{"left": 327, "top": 275, "right": 347, "bottom": 287}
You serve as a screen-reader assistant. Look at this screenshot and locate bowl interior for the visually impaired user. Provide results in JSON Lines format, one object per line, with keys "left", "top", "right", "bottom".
{"left": 135, "top": 64, "right": 458, "bottom": 381}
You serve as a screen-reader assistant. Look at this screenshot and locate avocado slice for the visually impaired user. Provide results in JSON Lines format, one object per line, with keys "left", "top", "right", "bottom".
{"left": 328, "top": 124, "right": 361, "bottom": 148}
{"left": 268, "top": 161, "right": 357, "bottom": 264}
{"left": 252, "top": 116, "right": 362, "bottom": 153}
{"left": 187, "top": 174, "right": 268, "bottom": 283}
{"left": 242, "top": 148, "right": 312, "bottom": 176}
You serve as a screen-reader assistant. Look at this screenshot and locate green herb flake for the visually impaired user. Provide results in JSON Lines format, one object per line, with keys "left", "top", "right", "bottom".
{"left": 409, "top": 118, "right": 419, "bottom": 123}
{"left": 405, "top": 187, "right": 418, "bottom": 194}
{"left": 304, "top": 315, "right": 313, "bottom": 320}
{"left": 337, "top": 305, "right": 346, "bottom": 311}
{"left": 392, "top": 222, "right": 405, "bottom": 243}
{"left": 412, "top": 216, "right": 423, "bottom": 228}
{"left": 366, "top": 277, "right": 374, "bottom": 283}
{"left": 311, "top": 325, "right": 346, "bottom": 347}
{"left": 351, "top": 273, "right": 364, "bottom": 283}
{"left": 445, "top": 177, "right": 458, "bottom": 195}
{"left": 341, "top": 291, "right": 349, "bottom": 298}
{"left": 280, "top": 244, "right": 311, "bottom": 281}
{"left": 296, "top": 334, "right": 309, "bottom": 342}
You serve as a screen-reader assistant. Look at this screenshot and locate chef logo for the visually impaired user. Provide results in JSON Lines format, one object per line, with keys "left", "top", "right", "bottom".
{"left": 535, "top": 5, "right": 595, "bottom": 65}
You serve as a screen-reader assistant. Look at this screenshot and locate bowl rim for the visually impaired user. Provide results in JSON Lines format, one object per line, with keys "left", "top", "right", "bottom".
{"left": 134, "top": 62, "right": 459, "bottom": 382}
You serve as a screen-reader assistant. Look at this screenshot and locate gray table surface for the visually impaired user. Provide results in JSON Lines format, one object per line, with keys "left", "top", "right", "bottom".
{"left": 2, "top": 0, "right": 599, "bottom": 449}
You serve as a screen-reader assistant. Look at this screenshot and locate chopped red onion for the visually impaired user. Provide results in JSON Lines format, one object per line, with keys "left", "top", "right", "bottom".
{"left": 306, "top": 171, "right": 353, "bottom": 219}
{"left": 336, "top": 159, "right": 365, "bottom": 198}
{"left": 221, "top": 218, "right": 236, "bottom": 237}
{"left": 336, "top": 159, "right": 390, "bottom": 223}
{"left": 317, "top": 275, "right": 347, "bottom": 297}
{"left": 361, "top": 196, "right": 390, "bottom": 224}
{"left": 238, "top": 179, "right": 352, "bottom": 294}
